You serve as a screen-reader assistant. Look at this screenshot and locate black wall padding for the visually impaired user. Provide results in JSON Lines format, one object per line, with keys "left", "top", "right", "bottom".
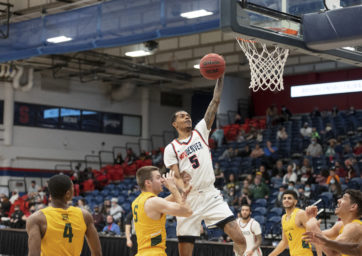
{"left": 302, "top": 5, "right": 362, "bottom": 51}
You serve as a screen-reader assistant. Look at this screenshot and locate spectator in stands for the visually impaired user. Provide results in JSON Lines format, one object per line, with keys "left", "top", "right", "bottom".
{"left": 280, "top": 105, "right": 292, "bottom": 122}
{"left": 344, "top": 159, "right": 358, "bottom": 182}
{"left": 236, "top": 129, "right": 246, "bottom": 143}
{"left": 22, "top": 205, "right": 36, "bottom": 222}
{"left": 110, "top": 197, "right": 124, "bottom": 224}
{"left": 328, "top": 181, "right": 342, "bottom": 201}
{"left": 211, "top": 127, "right": 225, "bottom": 147}
{"left": 10, "top": 205, "right": 25, "bottom": 229}
{"left": 125, "top": 148, "right": 137, "bottom": 165}
{"left": 9, "top": 190, "right": 19, "bottom": 204}
{"left": 238, "top": 188, "right": 252, "bottom": 206}
{"left": 246, "top": 127, "right": 258, "bottom": 141}
{"left": 257, "top": 165, "right": 270, "bottom": 184}
{"left": 114, "top": 153, "right": 124, "bottom": 165}
{"left": 326, "top": 168, "right": 340, "bottom": 185}
{"left": 300, "top": 158, "right": 312, "bottom": 174}
{"left": 325, "top": 139, "right": 337, "bottom": 159}
{"left": 237, "top": 144, "right": 251, "bottom": 158}
{"left": 239, "top": 179, "right": 251, "bottom": 196}
{"left": 0, "top": 194, "right": 10, "bottom": 214}
{"left": 331, "top": 105, "right": 339, "bottom": 116}
{"left": 266, "top": 104, "right": 278, "bottom": 127}
{"left": 277, "top": 126, "right": 288, "bottom": 141}
{"left": 101, "top": 199, "right": 111, "bottom": 216}
{"left": 218, "top": 147, "right": 235, "bottom": 161}
{"left": 315, "top": 169, "right": 329, "bottom": 186}
{"left": 353, "top": 141, "right": 362, "bottom": 156}
{"left": 287, "top": 181, "right": 299, "bottom": 197}
{"left": 92, "top": 205, "right": 106, "bottom": 232}
{"left": 306, "top": 138, "right": 323, "bottom": 157}
{"left": 263, "top": 140, "right": 278, "bottom": 168}
{"left": 300, "top": 167, "right": 315, "bottom": 185}
{"left": 311, "top": 127, "right": 320, "bottom": 141}
{"left": 250, "top": 175, "right": 269, "bottom": 200}
{"left": 77, "top": 198, "right": 91, "bottom": 212}
{"left": 151, "top": 149, "right": 163, "bottom": 167}
{"left": 311, "top": 107, "right": 321, "bottom": 117}
{"left": 102, "top": 215, "right": 121, "bottom": 235}
{"left": 225, "top": 173, "right": 241, "bottom": 193}
{"left": 343, "top": 144, "right": 353, "bottom": 157}
{"left": 322, "top": 123, "right": 334, "bottom": 141}
{"left": 347, "top": 106, "right": 356, "bottom": 116}
{"left": 300, "top": 122, "right": 313, "bottom": 138}
{"left": 224, "top": 187, "right": 238, "bottom": 207}
{"left": 250, "top": 144, "right": 264, "bottom": 159}
{"left": 256, "top": 130, "right": 263, "bottom": 143}
{"left": 272, "top": 160, "right": 284, "bottom": 178}
{"left": 234, "top": 113, "right": 244, "bottom": 125}
{"left": 303, "top": 184, "right": 313, "bottom": 199}
{"left": 334, "top": 161, "right": 347, "bottom": 178}
{"left": 277, "top": 185, "right": 286, "bottom": 207}
{"left": 214, "top": 162, "right": 225, "bottom": 189}
{"left": 283, "top": 164, "right": 297, "bottom": 185}
{"left": 28, "top": 180, "right": 40, "bottom": 194}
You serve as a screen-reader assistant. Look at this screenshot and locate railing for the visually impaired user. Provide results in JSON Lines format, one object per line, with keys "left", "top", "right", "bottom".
{"left": 84, "top": 155, "right": 101, "bottom": 170}
{"left": 98, "top": 150, "right": 114, "bottom": 167}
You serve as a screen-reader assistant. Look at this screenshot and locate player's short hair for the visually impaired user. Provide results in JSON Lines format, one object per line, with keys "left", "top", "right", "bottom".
{"left": 48, "top": 174, "right": 72, "bottom": 199}
{"left": 282, "top": 190, "right": 298, "bottom": 200}
{"left": 136, "top": 166, "right": 159, "bottom": 190}
{"left": 171, "top": 110, "right": 188, "bottom": 124}
{"left": 344, "top": 189, "right": 362, "bottom": 217}
{"left": 240, "top": 204, "right": 251, "bottom": 210}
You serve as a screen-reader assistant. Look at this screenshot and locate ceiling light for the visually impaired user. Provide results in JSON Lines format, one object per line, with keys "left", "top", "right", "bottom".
{"left": 180, "top": 9, "right": 213, "bottom": 19}
{"left": 193, "top": 64, "right": 200, "bottom": 69}
{"left": 125, "top": 50, "right": 152, "bottom": 57}
{"left": 342, "top": 46, "right": 355, "bottom": 51}
{"left": 46, "top": 36, "right": 72, "bottom": 44}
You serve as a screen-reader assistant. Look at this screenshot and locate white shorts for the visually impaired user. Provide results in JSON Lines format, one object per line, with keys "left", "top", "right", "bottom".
{"left": 176, "top": 186, "right": 234, "bottom": 237}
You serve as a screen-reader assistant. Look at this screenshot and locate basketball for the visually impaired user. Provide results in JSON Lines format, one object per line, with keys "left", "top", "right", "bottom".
{"left": 199, "top": 53, "right": 225, "bottom": 80}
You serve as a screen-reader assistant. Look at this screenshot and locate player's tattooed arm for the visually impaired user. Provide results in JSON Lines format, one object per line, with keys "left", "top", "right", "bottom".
{"left": 204, "top": 75, "right": 224, "bottom": 130}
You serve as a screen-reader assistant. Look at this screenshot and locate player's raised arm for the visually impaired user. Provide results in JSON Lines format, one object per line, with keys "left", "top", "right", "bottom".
{"left": 83, "top": 209, "right": 102, "bottom": 256}
{"left": 269, "top": 228, "right": 288, "bottom": 256}
{"left": 204, "top": 75, "right": 224, "bottom": 130}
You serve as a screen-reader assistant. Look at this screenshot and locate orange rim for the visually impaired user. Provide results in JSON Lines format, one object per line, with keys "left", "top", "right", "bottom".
{"left": 267, "top": 27, "right": 298, "bottom": 36}
{"left": 236, "top": 37, "right": 257, "bottom": 44}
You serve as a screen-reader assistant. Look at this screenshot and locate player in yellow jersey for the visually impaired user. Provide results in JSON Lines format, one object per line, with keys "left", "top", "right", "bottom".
{"left": 304, "top": 189, "right": 362, "bottom": 256}
{"left": 132, "top": 166, "right": 193, "bottom": 256}
{"left": 269, "top": 190, "right": 321, "bottom": 256}
{"left": 26, "top": 174, "right": 102, "bottom": 256}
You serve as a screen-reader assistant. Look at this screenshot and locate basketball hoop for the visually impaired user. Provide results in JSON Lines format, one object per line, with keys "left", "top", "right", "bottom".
{"left": 236, "top": 37, "right": 289, "bottom": 92}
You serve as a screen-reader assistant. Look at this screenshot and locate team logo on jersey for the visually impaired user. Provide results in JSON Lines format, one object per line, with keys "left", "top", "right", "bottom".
{"left": 179, "top": 142, "right": 203, "bottom": 160}
{"left": 62, "top": 214, "right": 69, "bottom": 220}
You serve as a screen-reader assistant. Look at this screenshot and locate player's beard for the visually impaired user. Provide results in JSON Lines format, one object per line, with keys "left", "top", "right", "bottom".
{"left": 283, "top": 202, "right": 296, "bottom": 210}
{"left": 241, "top": 213, "right": 251, "bottom": 220}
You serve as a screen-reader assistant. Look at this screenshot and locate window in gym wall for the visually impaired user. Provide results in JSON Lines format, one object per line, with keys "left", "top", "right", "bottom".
{"left": 37, "top": 106, "right": 59, "bottom": 128}
{"left": 81, "top": 110, "right": 101, "bottom": 132}
{"left": 123, "top": 115, "right": 141, "bottom": 136}
{"left": 102, "top": 113, "right": 122, "bottom": 134}
{"left": 60, "top": 108, "right": 81, "bottom": 130}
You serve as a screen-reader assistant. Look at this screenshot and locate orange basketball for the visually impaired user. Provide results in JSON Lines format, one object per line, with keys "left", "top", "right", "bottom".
{"left": 199, "top": 53, "right": 225, "bottom": 80}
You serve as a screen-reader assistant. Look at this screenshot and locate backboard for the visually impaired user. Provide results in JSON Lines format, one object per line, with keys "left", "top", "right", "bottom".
{"left": 221, "top": 0, "right": 362, "bottom": 66}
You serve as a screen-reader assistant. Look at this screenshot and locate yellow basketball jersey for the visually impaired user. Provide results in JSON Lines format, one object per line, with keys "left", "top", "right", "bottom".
{"left": 338, "top": 219, "right": 362, "bottom": 256}
{"left": 40, "top": 206, "right": 87, "bottom": 256}
{"left": 132, "top": 192, "right": 167, "bottom": 256}
{"left": 282, "top": 208, "right": 313, "bottom": 256}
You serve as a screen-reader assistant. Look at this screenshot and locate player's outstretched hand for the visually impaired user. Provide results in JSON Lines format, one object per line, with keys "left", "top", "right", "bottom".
{"left": 305, "top": 205, "right": 318, "bottom": 219}
{"left": 163, "top": 170, "right": 177, "bottom": 191}
{"left": 302, "top": 231, "right": 327, "bottom": 246}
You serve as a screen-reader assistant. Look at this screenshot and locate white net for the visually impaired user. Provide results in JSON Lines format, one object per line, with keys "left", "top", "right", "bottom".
{"left": 236, "top": 38, "right": 289, "bottom": 92}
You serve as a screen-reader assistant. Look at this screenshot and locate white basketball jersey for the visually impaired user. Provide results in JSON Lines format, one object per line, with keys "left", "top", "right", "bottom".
{"left": 237, "top": 218, "right": 262, "bottom": 256}
{"left": 164, "top": 119, "right": 215, "bottom": 191}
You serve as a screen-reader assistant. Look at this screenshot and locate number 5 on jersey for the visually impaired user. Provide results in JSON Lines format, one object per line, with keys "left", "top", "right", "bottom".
{"left": 63, "top": 223, "right": 74, "bottom": 243}
{"left": 189, "top": 155, "right": 200, "bottom": 168}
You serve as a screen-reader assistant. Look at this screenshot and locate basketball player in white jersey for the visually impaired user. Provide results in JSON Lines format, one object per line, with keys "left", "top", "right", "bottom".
{"left": 236, "top": 204, "right": 262, "bottom": 256}
{"left": 164, "top": 76, "right": 246, "bottom": 256}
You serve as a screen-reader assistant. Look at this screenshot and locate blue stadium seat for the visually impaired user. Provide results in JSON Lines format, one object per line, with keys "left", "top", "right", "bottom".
{"left": 121, "top": 202, "right": 131, "bottom": 213}
{"left": 253, "top": 215, "right": 266, "bottom": 226}
{"left": 253, "top": 207, "right": 267, "bottom": 216}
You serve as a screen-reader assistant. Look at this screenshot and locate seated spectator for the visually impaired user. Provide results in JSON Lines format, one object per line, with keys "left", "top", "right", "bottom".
{"left": 325, "top": 139, "right": 337, "bottom": 158}
{"left": 9, "top": 190, "right": 19, "bottom": 204}
{"left": 277, "top": 186, "right": 287, "bottom": 207}
{"left": 246, "top": 127, "right": 258, "bottom": 141}
{"left": 257, "top": 165, "right": 270, "bottom": 184}
{"left": 101, "top": 199, "right": 112, "bottom": 216}
{"left": 322, "top": 123, "right": 334, "bottom": 141}
{"left": 276, "top": 126, "right": 288, "bottom": 141}
{"left": 10, "top": 205, "right": 25, "bottom": 229}
{"left": 310, "top": 107, "right": 321, "bottom": 117}
{"left": 28, "top": 180, "right": 40, "bottom": 194}
{"left": 300, "top": 158, "right": 312, "bottom": 174}
{"left": 239, "top": 179, "right": 251, "bottom": 196}
{"left": 236, "top": 129, "right": 246, "bottom": 143}
{"left": 92, "top": 205, "right": 106, "bottom": 232}
{"left": 272, "top": 160, "right": 284, "bottom": 178}
{"left": 329, "top": 182, "right": 342, "bottom": 200}
{"left": 225, "top": 173, "right": 241, "bottom": 193}
{"left": 151, "top": 149, "right": 163, "bottom": 167}
{"left": 77, "top": 198, "right": 91, "bottom": 212}
{"left": 224, "top": 187, "right": 238, "bottom": 206}
{"left": 211, "top": 127, "right": 225, "bottom": 147}
{"left": 0, "top": 194, "right": 11, "bottom": 214}
{"left": 114, "top": 153, "right": 124, "bottom": 165}
{"left": 256, "top": 130, "right": 263, "bottom": 143}
{"left": 238, "top": 188, "right": 252, "bottom": 206}
{"left": 334, "top": 161, "right": 347, "bottom": 178}
{"left": 315, "top": 169, "right": 329, "bottom": 186}
{"left": 287, "top": 181, "right": 299, "bottom": 197}
{"left": 250, "top": 176, "right": 269, "bottom": 200}
{"left": 311, "top": 127, "right": 320, "bottom": 141}
{"left": 237, "top": 145, "right": 251, "bottom": 158}
{"left": 306, "top": 138, "right": 323, "bottom": 157}
{"left": 263, "top": 141, "right": 278, "bottom": 168}
{"left": 110, "top": 198, "right": 124, "bottom": 223}
{"left": 300, "top": 122, "right": 312, "bottom": 138}
{"left": 343, "top": 144, "right": 353, "bottom": 157}
{"left": 250, "top": 143, "right": 264, "bottom": 159}
{"left": 218, "top": 147, "right": 235, "bottom": 161}
{"left": 299, "top": 167, "right": 315, "bottom": 185}
{"left": 283, "top": 164, "right": 297, "bottom": 185}
{"left": 326, "top": 168, "right": 340, "bottom": 185}
{"left": 102, "top": 215, "right": 121, "bottom": 235}
{"left": 22, "top": 205, "right": 36, "bottom": 222}
{"left": 297, "top": 187, "right": 309, "bottom": 209}
{"left": 344, "top": 159, "right": 358, "bottom": 182}
{"left": 280, "top": 105, "right": 292, "bottom": 122}
{"left": 266, "top": 104, "right": 278, "bottom": 127}
{"left": 234, "top": 113, "right": 244, "bottom": 125}
{"left": 213, "top": 162, "right": 225, "bottom": 189}
{"left": 353, "top": 141, "right": 362, "bottom": 156}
